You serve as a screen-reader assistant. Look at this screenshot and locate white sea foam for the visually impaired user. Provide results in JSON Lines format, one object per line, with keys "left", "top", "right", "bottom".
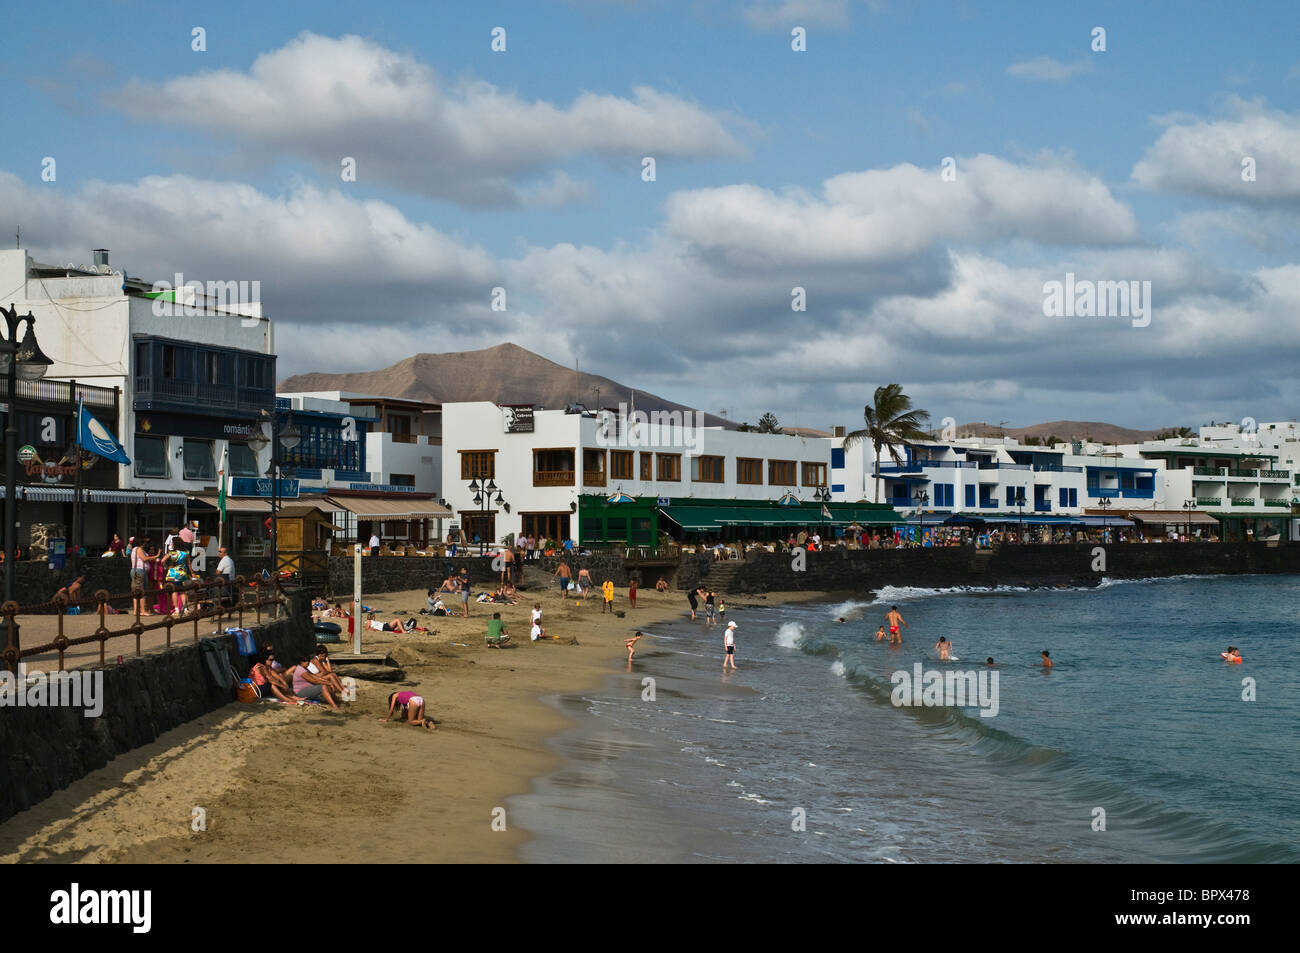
{"left": 828, "top": 599, "right": 872, "bottom": 619}
{"left": 870, "top": 584, "right": 1031, "bottom": 604}
{"left": 775, "top": 621, "right": 805, "bottom": 647}
{"left": 831, "top": 660, "right": 846, "bottom": 678}
{"left": 1095, "top": 573, "right": 1227, "bottom": 589}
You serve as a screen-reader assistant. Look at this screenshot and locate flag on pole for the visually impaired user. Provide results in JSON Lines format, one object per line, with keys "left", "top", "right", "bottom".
{"left": 217, "top": 445, "right": 228, "bottom": 522}
{"left": 821, "top": 503, "right": 833, "bottom": 520}
{"left": 77, "top": 400, "right": 131, "bottom": 464}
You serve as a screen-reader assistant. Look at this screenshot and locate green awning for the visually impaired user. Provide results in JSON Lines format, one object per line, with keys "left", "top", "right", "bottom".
{"left": 660, "top": 503, "right": 904, "bottom": 532}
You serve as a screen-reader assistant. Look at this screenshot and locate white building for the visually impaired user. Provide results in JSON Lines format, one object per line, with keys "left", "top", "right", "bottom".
{"left": 440, "top": 401, "right": 851, "bottom": 546}
{"left": 0, "top": 247, "right": 276, "bottom": 549}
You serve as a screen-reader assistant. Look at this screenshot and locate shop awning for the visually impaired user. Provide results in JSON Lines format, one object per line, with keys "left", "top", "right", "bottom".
{"left": 146, "top": 492, "right": 188, "bottom": 505}
{"left": 189, "top": 494, "right": 272, "bottom": 513}
{"left": 1101, "top": 509, "right": 1220, "bottom": 525}
{"left": 326, "top": 496, "right": 452, "bottom": 519}
{"left": 661, "top": 503, "right": 904, "bottom": 532}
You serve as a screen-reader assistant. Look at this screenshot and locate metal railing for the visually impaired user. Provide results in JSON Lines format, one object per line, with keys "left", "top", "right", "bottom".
{"left": 534, "top": 470, "right": 575, "bottom": 487}
{"left": 1196, "top": 497, "right": 1222, "bottom": 506}
{"left": 1193, "top": 466, "right": 1225, "bottom": 477}
{"left": 1230, "top": 498, "right": 1255, "bottom": 506}
{"left": 1, "top": 576, "right": 283, "bottom": 673}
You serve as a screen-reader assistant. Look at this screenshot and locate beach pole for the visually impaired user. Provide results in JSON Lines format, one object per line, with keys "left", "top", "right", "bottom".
{"left": 352, "top": 541, "right": 363, "bottom": 654}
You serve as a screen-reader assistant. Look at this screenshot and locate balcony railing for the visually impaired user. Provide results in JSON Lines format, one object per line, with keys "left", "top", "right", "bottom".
{"left": 1088, "top": 488, "right": 1120, "bottom": 498}
{"left": 1264, "top": 498, "right": 1291, "bottom": 507}
{"left": 583, "top": 469, "right": 607, "bottom": 487}
{"left": 1231, "top": 498, "right": 1255, "bottom": 506}
{"left": 1196, "top": 497, "right": 1222, "bottom": 506}
{"left": 1259, "top": 469, "right": 1289, "bottom": 480}
{"left": 979, "top": 501, "right": 999, "bottom": 509}
{"left": 534, "top": 470, "right": 575, "bottom": 487}
{"left": 1033, "top": 503, "right": 1052, "bottom": 512}
{"left": 134, "top": 376, "right": 273, "bottom": 415}
{"left": 1033, "top": 464, "right": 1084, "bottom": 473}
{"left": 17, "top": 377, "right": 119, "bottom": 409}
{"left": 1193, "top": 466, "right": 1226, "bottom": 477}
{"left": 1227, "top": 469, "right": 1259, "bottom": 479}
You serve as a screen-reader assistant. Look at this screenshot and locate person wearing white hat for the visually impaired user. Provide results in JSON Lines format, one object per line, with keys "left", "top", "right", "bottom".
{"left": 723, "top": 620, "right": 738, "bottom": 671}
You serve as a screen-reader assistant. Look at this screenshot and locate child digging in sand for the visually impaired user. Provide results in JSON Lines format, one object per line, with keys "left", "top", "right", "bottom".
{"left": 381, "top": 690, "right": 435, "bottom": 730}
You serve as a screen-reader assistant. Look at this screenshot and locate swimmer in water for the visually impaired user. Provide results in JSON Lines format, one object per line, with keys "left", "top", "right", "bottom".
{"left": 875, "top": 626, "right": 887, "bottom": 642}
{"left": 1040, "top": 649, "right": 1053, "bottom": 669}
{"left": 935, "top": 636, "right": 952, "bottom": 661}
{"left": 837, "top": 617, "right": 846, "bottom": 624}
{"left": 986, "top": 657, "right": 996, "bottom": 667}
{"left": 1221, "top": 645, "right": 1242, "bottom": 663}
{"left": 885, "top": 606, "right": 907, "bottom": 644}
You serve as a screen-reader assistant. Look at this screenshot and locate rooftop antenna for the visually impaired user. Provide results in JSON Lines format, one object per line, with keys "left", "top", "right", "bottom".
{"left": 998, "top": 420, "right": 1008, "bottom": 438}
{"left": 14, "top": 224, "right": 18, "bottom": 248}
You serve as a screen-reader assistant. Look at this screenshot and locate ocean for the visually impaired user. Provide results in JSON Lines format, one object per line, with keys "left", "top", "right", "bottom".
{"left": 509, "top": 575, "right": 1300, "bottom": 863}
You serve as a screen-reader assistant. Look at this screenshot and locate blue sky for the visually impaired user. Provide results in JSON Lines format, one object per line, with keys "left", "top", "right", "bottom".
{"left": 2, "top": 0, "right": 1298, "bottom": 431}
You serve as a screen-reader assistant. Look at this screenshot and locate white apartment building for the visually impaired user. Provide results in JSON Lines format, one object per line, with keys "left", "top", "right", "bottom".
{"left": 0, "top": 247, "right": 276, "bottom": 547}
{"left": 441, "top": 401, "right": 851, "bottom": 546}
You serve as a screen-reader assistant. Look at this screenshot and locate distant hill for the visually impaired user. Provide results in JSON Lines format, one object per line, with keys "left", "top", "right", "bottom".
{"left": 951, "top": 420, "right": 1181, "bottom": 445}
{"left": 280, "top": 342, "right": 734, "bottom": 428}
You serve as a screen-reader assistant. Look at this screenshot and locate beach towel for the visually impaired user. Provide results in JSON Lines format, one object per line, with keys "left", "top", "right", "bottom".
{"left": 225, "top": 627, "right": 257, "bottom": 656}
{"left": 199, "top": 638, "right": 237, "bottom": 692}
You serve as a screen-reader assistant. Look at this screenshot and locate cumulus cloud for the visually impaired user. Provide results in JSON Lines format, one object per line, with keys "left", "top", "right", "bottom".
{"left": 1132, "top": 101, "right": 1300, "bottom": 204}
{"left": 107, "top": 32, "right": 746, "bottom": 207}
{"left": 1006, "top": 56, "right": 1093, "bottom": 82}
{"left": 662, "top": 154, "right": 1140, "bottom": 271}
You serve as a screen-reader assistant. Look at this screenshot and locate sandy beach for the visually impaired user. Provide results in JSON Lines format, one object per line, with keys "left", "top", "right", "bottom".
{"left": 0, "top": 582, "right": 821, "bottom": 863}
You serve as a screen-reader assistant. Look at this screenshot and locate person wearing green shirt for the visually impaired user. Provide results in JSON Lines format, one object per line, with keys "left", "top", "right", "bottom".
{"left": 486, "top": 612, "right": 509, "bottom": 647}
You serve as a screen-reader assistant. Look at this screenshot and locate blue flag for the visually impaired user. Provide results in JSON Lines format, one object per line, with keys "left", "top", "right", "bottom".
{"left": 77, "top": 400, "right": 131, "bottom": 465}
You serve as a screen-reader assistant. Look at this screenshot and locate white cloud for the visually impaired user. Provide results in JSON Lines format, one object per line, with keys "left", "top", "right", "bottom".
{"left": 743, "top": 0, "right": 852, "bottom": 29}
{"left": 1006, "top": 56, "right": 1092, "bottom": 83}
{"left": 1132, "top": 101, "right": 1300, "bottom": 204}
{"left": 662, "top": 154, "right": 1139, "bottom": 270}
{"left": 107, "top": 32, "right": 746, "bottom": 207}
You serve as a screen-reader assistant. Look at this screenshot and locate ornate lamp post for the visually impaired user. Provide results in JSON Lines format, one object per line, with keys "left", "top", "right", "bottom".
{"left": 468, "top": 477, "right": 505, "bottom": 556}
{"left": 1182, "top": 498, "right": 1196, "bottom": 541}
{"left": 1096, "top": 495, "right": 1112, "bottom": 541}
{"left": 2, "top": 305, "right": 53, "bottom": 607}
{"left": 246, "top": 410, "right": 300, "bottom": 590}
{"left": 913, "top": 489, "right": 930, "bottom": 546}
{"left": 1014, "top": 487, "right": 1026, "bottom": 543}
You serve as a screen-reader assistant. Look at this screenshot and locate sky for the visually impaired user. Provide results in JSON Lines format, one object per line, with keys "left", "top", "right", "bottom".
{"left": 1, "top": 0, "right": 1298, "bottom": 433}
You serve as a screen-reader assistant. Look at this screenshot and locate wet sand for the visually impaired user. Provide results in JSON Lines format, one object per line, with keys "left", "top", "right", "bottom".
{"left": 0, "top": 583, "right": 821, "bottom": 863}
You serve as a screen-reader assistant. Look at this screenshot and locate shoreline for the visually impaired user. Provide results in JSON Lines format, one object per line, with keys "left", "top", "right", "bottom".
{"left": 0, "top": 584, "right": 823, "bottom": 863}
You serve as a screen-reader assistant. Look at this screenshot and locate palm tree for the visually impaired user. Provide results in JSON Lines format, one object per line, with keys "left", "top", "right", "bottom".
{"left": 842, "top": 384, "right": 932, "bottom": 503}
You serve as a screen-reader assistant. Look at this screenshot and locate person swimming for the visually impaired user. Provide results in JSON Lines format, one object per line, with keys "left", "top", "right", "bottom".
{"left": 935, "top": 636, "right": 952, "bottom": 661}
{"left": 986, "top": 657, "right": 996, "bottom": 666}
{"left": 875, "top": 626, "right": 887, "bottom": 642}
{"left": 1221, "top": 646, "right": 1243, "bottom": 663}
{"left": 1040, "top": 650, "right": 1053, "bottom": 669}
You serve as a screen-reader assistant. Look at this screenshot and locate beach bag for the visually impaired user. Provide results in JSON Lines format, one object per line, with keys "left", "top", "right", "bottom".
{"left": 235, "top": 679, "right": 260, "bottom": 703}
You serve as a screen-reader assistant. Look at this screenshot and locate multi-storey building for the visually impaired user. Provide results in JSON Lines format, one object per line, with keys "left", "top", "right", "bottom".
{"left": 0, "top": 247, "right": 275, "bottom": 551}
{"left": 440, "top": 402, "right": 898, "bottom": 547}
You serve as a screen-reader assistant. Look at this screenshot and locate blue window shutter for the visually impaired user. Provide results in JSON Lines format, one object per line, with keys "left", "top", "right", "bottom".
{"left": 831, "top": 448, "right": 845, "bottom": 468}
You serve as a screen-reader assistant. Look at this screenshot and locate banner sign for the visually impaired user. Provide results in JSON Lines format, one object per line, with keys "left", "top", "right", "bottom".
{"left": 230, "top": 477, "right": 299, "bottom": 498}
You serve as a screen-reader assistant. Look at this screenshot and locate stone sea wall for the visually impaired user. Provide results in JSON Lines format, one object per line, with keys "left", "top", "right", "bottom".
{"left": 0, "top": 590, "right": 313, "bottom": 824}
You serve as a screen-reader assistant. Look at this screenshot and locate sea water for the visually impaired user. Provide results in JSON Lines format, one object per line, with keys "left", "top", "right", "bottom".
{"left": 511, "top": 575, "right": 1300, "bottom": 863}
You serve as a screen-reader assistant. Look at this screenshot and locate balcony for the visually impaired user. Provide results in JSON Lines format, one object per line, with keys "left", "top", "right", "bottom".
{"left": 133, "top": 376, "right": 272, "bottom": 417}
{"left": 534, "top": 470, "right": 575, "bottom": 487}
{"left": 1119, "top": 488, "right": 1155, "bottom": 499}
{"left": 583, "top": 469, "right": 607, "bottom": 488}
{"left": 1088, "top": 487, "right": 1120, "bottom": 498}
{"left": 1033, "top": 503, "right": 1052, "bottom": 513}
{"left": 1264, "top": 499, "right": 1292, "bottom": 508}
{"left": 1032, "top": 464, "right": 1083, "bottom": 473}
{"left": 979, "top": 501, "right": 999, "bottom": 509}
{"left": 1196, "top": 497, "right": 1222, "bottom": 506}
{"left": 1193, "top": 466, "right": 1226, "bottom": 477}
{"left": 1226, "top": 469, "right": 1259, "bottom": 479}
{"left": 1231, "top": 498, "right": 1255, "bottom": 507}
{"left": 1258, "top": 469, "right": 1290, "bottom": 481}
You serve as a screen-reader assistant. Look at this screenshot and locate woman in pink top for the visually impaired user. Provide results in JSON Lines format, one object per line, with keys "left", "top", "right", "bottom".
{"left": 381, "top": 690, "right": 434, "bottom": 730}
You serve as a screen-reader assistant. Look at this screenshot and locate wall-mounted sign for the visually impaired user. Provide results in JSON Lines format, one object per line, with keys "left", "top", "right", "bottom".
{"left": 346, "top": 482, "right": 417, "bottom": 493}
{"left": 135, "top": 412, "right": 260, "bottom": 441}
{"left": 18, "top": 445, "right": 37, "bottom": 464}
{"left": 503, "top": 405, "right": 535, "bottom": 433}
{"left": 230, "top": 477, "right": 300, "bottom": 498}
{"left": 657, "top": 497, "right": 670, "bottom": 506}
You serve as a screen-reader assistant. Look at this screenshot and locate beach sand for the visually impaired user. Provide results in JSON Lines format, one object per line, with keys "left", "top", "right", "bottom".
{"left": 0, "top": 583, "right": 822, "bottom": 863}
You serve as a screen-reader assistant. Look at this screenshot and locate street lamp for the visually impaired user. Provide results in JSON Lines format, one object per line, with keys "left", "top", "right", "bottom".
{"left": 1182, "top": 499, "right": 1196, "bottom": 542}
{"left": 1096, "top": 495, "right": 1112, "bottom": 542}
{"left": 467, "top": 477, "right": 505, "bottom": 556}
{"left": 246, "top": 411, "right": 299, "bottom": 590}
{"left": 2, "top": 304, "right": 54, "bottom": 616}
{"left": 1014, "top": 487, "right": 1026, "bottom": 543}
{"left": 913, "top": 489, "right": 930, "bottom": 547}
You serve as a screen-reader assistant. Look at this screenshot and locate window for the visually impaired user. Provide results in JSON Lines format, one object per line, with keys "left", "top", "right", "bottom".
{"left": 802, "top": 462, "right": 827, "bottom": 487}
{"left": 769, "top": 459, "right": 796, "bottom": 486}
{"left": 162, "top": 345, "right": 193, "bottom": 379}
{"left": 1058, "top": 488, "right": 1078, "bottom": 507}
{"left": 183, "top": 439, "right": 215, "bottom": 480}
{"left": 639, "top": 452, "right": 652, "bottom": 481}
{"left": 657, "top": 453, "right": 681, "bottom": 481}
{"left": 691, "top": 455, "right": 725, "bottom": 483}
{"left": 389, "top": 414, "right": 413, "bottom": 442}
{"left": 583, "top": 448, "right": 606, "bottom": 473}
{"left": 611, "top": 450, "right": 634, "bottom": 480}
{"left": 228, "top": 441, "right": 260, "bottom": 477}
{"left": 460, "top": 450, "right": 497, "bottom": 480}
{"left": 135, "top": 435, "right": 169, "bottom": 478}
{"left": 389, "top": 473, "right": 415, "bottom": 487}
{"left": 935, "top": 484, "right": 954, "bottom": 507}
{"left": 831, "top": 447, "right": 845, "bottom": 469}
{"left": 534, "top": 449, "right": 575, "bottom": 487}
{"left": 965, "top": 485, "right": 976, "bottom": 507}
{"left": 522, "top": 513, "right": 570, "bottom": 543}
{"left": 737, "top": 457, "right": 763, "bottom": 485}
